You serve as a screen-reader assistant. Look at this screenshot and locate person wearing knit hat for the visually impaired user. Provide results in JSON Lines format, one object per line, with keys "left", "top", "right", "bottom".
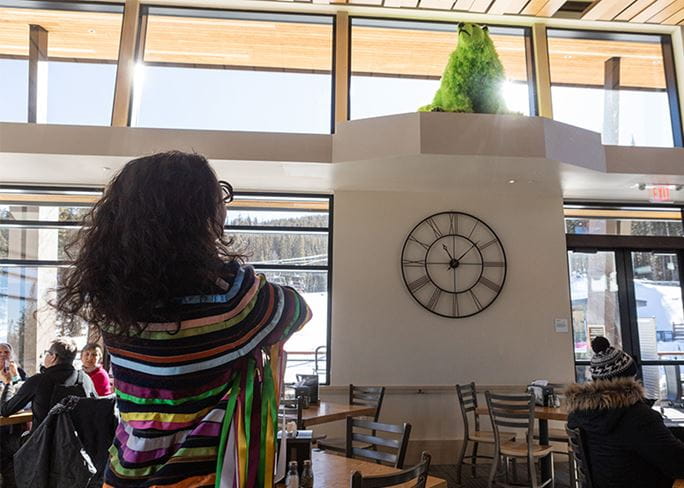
{"left": 565, "top": 336, "right": 684, "bottom": 488}
{"left": 589, "top": 336, "right": 638, "bottom": 381}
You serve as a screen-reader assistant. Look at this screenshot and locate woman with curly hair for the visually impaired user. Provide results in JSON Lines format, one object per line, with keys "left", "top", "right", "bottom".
{"left": 55, "top": 151, "right": 311, "bottom": 487}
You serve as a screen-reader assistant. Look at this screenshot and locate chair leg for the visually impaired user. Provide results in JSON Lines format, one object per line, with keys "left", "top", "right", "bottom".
{"left": 456, "top": 438, "right": 468, "bottom": 485}
{"left": 549, "top": 453, "right": 555, "bottom": 488}
{"left": 471, "top": 441, "right": 479, "bottom": 477}
{"left": 568, "top": 454, "right": 576, "bottom": 488}
{"left": 487, "top": 452, "right": 500, "bottom": 488}
{"left": 511, "top": 458, "right": 518, "bottom": 484}
{"left": 528, "top": 456, "right": 539, "bottom": 488}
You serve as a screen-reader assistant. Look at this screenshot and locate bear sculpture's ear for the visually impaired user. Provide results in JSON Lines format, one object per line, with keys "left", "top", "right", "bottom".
{"left": 482, "top": 25, "right": 489, "bottom": 31}
{"left": 457, "top": 22, "right": 465, "bottom": 29}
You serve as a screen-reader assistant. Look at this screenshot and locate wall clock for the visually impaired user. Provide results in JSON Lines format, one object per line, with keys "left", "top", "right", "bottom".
{"left": 400, "top": 211, "right": 507, "bottom": 318}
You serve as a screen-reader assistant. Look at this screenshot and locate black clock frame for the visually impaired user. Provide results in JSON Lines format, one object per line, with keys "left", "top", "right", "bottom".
{"left": 400, "top": 211, "right": 507, "bottom": 318}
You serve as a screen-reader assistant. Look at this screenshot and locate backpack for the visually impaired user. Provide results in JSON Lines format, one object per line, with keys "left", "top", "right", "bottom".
{"left": 49, "top": 369, "right": 88, "bottom": 409}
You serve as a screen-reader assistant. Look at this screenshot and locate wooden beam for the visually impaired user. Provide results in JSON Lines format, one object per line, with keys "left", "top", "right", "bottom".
{"left": 583, "top": 0, "right": 640, "bottom": 21}
{"left": 111, "top": 0, "right": 141, "bottom": 127}
{"left": 452, "top": 0, "right": 476, "bottom": 10}
{"left": 615, "top": 0, "right": 659, "bottom": 20}
{"left": 664, "top": 6, "right": 684, "bottom": 22}
{"left": 488, "top": 0, "right": 529, "bottom": 14}
{"left": 647, "top": 0, "right": 684, "bottom": 23}
{"left": 28, "top": 25, "right": 47, "bottom": 124}
{"left": 631, "top": 0, "right": 681, "bottom": 23}
{"left": 535, "top": 0, "right": 569, "bottom": 17}
{"left": 334, "top": 11, "right": 350, "bottom": 130}
{"left": 532, "top": 24, "right": 553, "bottom": 118}
{"left": 470, "top": 0, "right": 494, "bottom": 12}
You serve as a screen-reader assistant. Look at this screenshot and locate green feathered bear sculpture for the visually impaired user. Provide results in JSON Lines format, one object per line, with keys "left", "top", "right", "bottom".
{"left": 419, "top": 23, "right": 509, "bottom": 114}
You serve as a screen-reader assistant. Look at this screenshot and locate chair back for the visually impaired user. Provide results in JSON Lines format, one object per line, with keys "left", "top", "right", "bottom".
{"left": 456, "top": 382, "right": 480, "bottom": 438}
{"left": 485, "top": 391, "right": 536, "bottom": 453}
{"left": 350, "top": 451, "right": 431, "bottom": 488}
{"left": 566, "top": 426, "right": 593, "bottom": 488}
{"left": 350, "top": 384, "right": 386, "bottom": 422}
{"left": 278, "top": 396, "right": 303, "bottom": 429}
{"left": 346, "top": 417, "right": 412, "bottom": 468}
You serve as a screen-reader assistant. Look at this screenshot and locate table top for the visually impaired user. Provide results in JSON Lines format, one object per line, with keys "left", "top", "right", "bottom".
{"left": 476, "top": 405, "right": 568, "bottom": 421}
{"left": 301, "top": 401, "right": 376, "bottom": 428}
{"left": 277, "top": 450, "right": 447, "bottom": 488}
{"left": 0, "top": 411, "right": 32, "bottom": 427}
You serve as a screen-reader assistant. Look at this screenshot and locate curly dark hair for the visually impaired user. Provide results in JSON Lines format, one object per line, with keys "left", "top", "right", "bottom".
{"left": 55, "top": 151, "right": 241, "bottom": 336}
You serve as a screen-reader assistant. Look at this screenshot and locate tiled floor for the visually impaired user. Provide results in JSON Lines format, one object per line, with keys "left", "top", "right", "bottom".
{"left": 430, "top": 462, "right": 571, "bottom": 488}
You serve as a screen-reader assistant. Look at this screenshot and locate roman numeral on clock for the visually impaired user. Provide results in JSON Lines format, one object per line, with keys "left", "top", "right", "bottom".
{"left": 408, "top": 275, "right": 430, "bottom": 293}
{"left": 469, "top": 290, "right": 483, "bottom": 311}
{"left": 408, "top": 236, "right": 430, "bottom": 250}
{"left": 479, "top": 276, "right": 501, "bottom": 293}
{"left": 426, "top": 287, "right": 441, "bottom": 310}
{"left": 402, "top": 259, "right": 426, "bottom": 267}
{"left": 426, "top": 218, "right": 442, "bottom": 238}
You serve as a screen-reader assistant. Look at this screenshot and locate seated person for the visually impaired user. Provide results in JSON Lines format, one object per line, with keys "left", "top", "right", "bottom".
{"left": 81, "top": 343, "right": 112, "bottom": 396}
{"left": 566, "top": 337, "right": 684, "bottom": 488}
{"left": 0, "top": 338, "right": 97, "bottom": 429}
{"left": 0, "top": 342, "right": 26, "bottom": 383}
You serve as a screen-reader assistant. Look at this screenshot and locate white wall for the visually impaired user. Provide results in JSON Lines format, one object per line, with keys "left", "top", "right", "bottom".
{"left": 320, "top": 184, "right": 575, "bottom": 453}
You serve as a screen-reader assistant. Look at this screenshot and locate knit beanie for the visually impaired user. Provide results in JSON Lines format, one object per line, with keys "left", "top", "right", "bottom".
{"left": 590, "top": 336, "right": 637, "bottom": 380}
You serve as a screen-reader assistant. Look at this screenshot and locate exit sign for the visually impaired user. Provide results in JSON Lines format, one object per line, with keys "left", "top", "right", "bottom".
{"left": 650, "top": 185, "right": 672, "bottom": 203}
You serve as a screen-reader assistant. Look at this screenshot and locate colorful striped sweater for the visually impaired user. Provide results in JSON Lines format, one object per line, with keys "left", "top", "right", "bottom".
{"left": 102, "top": 262, "right": 311, "bottom": 487}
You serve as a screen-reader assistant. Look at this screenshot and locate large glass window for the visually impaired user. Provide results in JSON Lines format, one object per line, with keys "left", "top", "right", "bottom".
{"left": 0, "top": 189, "right": 333, "bottom": 383}
{"left": 350, "top": 19, "right": 533, "bottom": 120}
{"left": 566, "top": 204, "right": 684, "bottom": 402}
{"left": 548, "top": 30, "right": 678, "bottom": 147}
{"left": 0, "top": 2, "right": 123, "bottom": 125}
{"left": 132, "top": 9, "right": 333, "bottom": 133}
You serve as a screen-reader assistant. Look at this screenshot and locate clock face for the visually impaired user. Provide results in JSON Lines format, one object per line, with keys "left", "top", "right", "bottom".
{"left": 401, "top": 212, "right": 506, "bottom": 318}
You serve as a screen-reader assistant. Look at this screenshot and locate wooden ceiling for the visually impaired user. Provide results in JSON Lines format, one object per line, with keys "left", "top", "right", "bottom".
{"left": 0, "top": 6, "right": 669, "bottom": 88}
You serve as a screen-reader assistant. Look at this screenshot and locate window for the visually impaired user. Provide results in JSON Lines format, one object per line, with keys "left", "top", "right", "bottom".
{"left": 548, "top": 30, "right": 680, "bottom": 147}
{"left": 565, "top": 205, "right": 683, "bottom": 236}
{"left": 350, "top": 18, "right": 533, "bottom": 120}
{"left": 566, "top": 204, "right": 684, "bottom": 401}
{"left": 132, "top": 8, "right": 334, "bottom": 133}
{"left": 0, "top": 188, "right": 333, "bottom": 383}
{"left": 0, "top": 1, "right": 123, "bottom": 125}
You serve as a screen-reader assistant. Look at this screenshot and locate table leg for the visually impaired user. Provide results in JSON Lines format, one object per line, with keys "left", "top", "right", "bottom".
{"left": 539, "top": 418, "right": 551, "bottom": 481}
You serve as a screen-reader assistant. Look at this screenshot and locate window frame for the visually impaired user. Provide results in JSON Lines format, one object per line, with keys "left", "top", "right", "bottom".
{"left": 546, "top": 27, "right": 684, "bottom": 148}
{"left": 129, "top": 5, "right": 336, "bottom": 134}
{"left": 565, "top": 201, "right": 684, "bottom": 385}
{"left": 0, "top": 185, "right": 334, "bottom": 384}
{"left": 347, "top": 15, "right": 538, "bottom": 118}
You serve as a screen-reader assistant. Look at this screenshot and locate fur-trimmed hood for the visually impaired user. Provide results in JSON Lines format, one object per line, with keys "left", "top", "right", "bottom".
{"left": 564, "top": 377, "right": 644, "bottom": 413}
{"left": 565, "top": 377, "right": 646, "bottom": 437}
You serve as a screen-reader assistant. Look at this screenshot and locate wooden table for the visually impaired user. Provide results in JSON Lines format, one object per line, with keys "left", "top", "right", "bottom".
{"left": 0, "top": 411, "right": 32, "bottom": 427}
{"left": 476, "top": 405, "right": 568, "bottom": 482}
{"left": 276, "top": 449, "right": 447, "bottom": 488}
{"left": 302, "top": 401, "right": 376, "bottom": 428}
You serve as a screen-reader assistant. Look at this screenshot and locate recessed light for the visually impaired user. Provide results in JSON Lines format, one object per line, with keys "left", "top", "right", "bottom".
{"left": 102, "top": 166, "right": 111, "bottom": 171}
{"left": 508, "top": 179, "right": 516, "bottom": 184}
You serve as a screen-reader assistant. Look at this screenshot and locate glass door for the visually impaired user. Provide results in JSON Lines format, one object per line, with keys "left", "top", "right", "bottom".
{"left": 568, "top": 251, "right": 623, "bottom": 382}
{"left": 631, "top": 251, "right": 684, "bottom": 401}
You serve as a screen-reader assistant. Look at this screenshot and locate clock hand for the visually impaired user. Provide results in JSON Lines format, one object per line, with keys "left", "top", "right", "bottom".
{"left": 455, "top": 241, "right": 478, "bottom": 262}
{"left": 442, "top": 243, "right": 455, "bottom": 261}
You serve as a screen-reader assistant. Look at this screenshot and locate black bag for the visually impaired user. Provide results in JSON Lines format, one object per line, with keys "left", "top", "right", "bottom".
{"left": 49, "top": 370, "right": 87, "bottom": 409}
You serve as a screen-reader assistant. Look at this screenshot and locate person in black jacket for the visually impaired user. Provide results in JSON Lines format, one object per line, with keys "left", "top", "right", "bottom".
{"left": 566, "top": 336, "right": 684, "bottom": 488}
{"left": 0, "top": 338, "right": 97, "bottom": 430}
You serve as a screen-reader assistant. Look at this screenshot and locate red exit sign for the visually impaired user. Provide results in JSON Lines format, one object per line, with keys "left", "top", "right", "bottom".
{"left": 650, "top": 185, "right": 672, "bottom": 203}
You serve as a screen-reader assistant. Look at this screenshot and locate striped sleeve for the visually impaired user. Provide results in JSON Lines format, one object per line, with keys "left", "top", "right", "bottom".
{"left": 260, "top": 280, "right": 312, "bottom": 348}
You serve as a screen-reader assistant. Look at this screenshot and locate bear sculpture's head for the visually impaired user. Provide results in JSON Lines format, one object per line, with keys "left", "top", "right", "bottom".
{"left": 457, "top": 22, "right": 490, "bottom": 45}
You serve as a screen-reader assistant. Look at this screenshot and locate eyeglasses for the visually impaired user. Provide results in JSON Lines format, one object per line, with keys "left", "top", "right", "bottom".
{"left": 219, "top": 180, "right": 234, "bottom": 205}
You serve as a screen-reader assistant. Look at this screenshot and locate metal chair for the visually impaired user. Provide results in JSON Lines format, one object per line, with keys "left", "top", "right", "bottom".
{"left": 318, "top": 385, "right": 386, "bottom": 453}
{"left": 455, "top": 382, "right": 516, "bottom": 484}
{"left": 350, "top": 451, "right": 431, "bottom": 488}
{"left": 485, "top": 391, "right": 554, "bottom": 488}
{"left": 566, "top": 426, "right": 593, "bottom": 488}
{"left": 345, "top": 417, "right": 412, "bottom": 469}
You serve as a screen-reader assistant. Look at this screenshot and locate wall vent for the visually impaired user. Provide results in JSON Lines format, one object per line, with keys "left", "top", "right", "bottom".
{"left": 553, "top": 0, "right": 595, "bottom": 18}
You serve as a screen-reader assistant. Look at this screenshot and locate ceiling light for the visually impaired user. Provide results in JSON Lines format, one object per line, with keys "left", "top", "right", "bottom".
{"left": 508, "top": 179, "right": 516, "bottom": 184}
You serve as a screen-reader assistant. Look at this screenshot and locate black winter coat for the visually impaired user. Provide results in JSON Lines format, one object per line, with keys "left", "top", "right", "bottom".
{"left": 0, "top": 363, "right": 96, "bottom": 429}
{"left": 566, "top": 377, "right": 684, "bottom": 488}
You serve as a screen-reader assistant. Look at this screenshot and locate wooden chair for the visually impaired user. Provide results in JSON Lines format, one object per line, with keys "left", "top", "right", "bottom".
{"left": 346, "top": 417, "right": 412, "bottom": 469}
{"left": 278, "top": 397, "right": 303, "bottom": 430}
{"left": 485, "top": 391, "right": 554, "bottom": 488}
{"left": 455, "top": 382, "right": 516, "bottom": 484}
{"left": 566, "top": 426, "right": 593, "bottom": 488}
{"left": 318, "top": 385, "right": 386, "bottom": 453}
{"left": 350, "top": 451, "right": 431, "bottom": 488}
